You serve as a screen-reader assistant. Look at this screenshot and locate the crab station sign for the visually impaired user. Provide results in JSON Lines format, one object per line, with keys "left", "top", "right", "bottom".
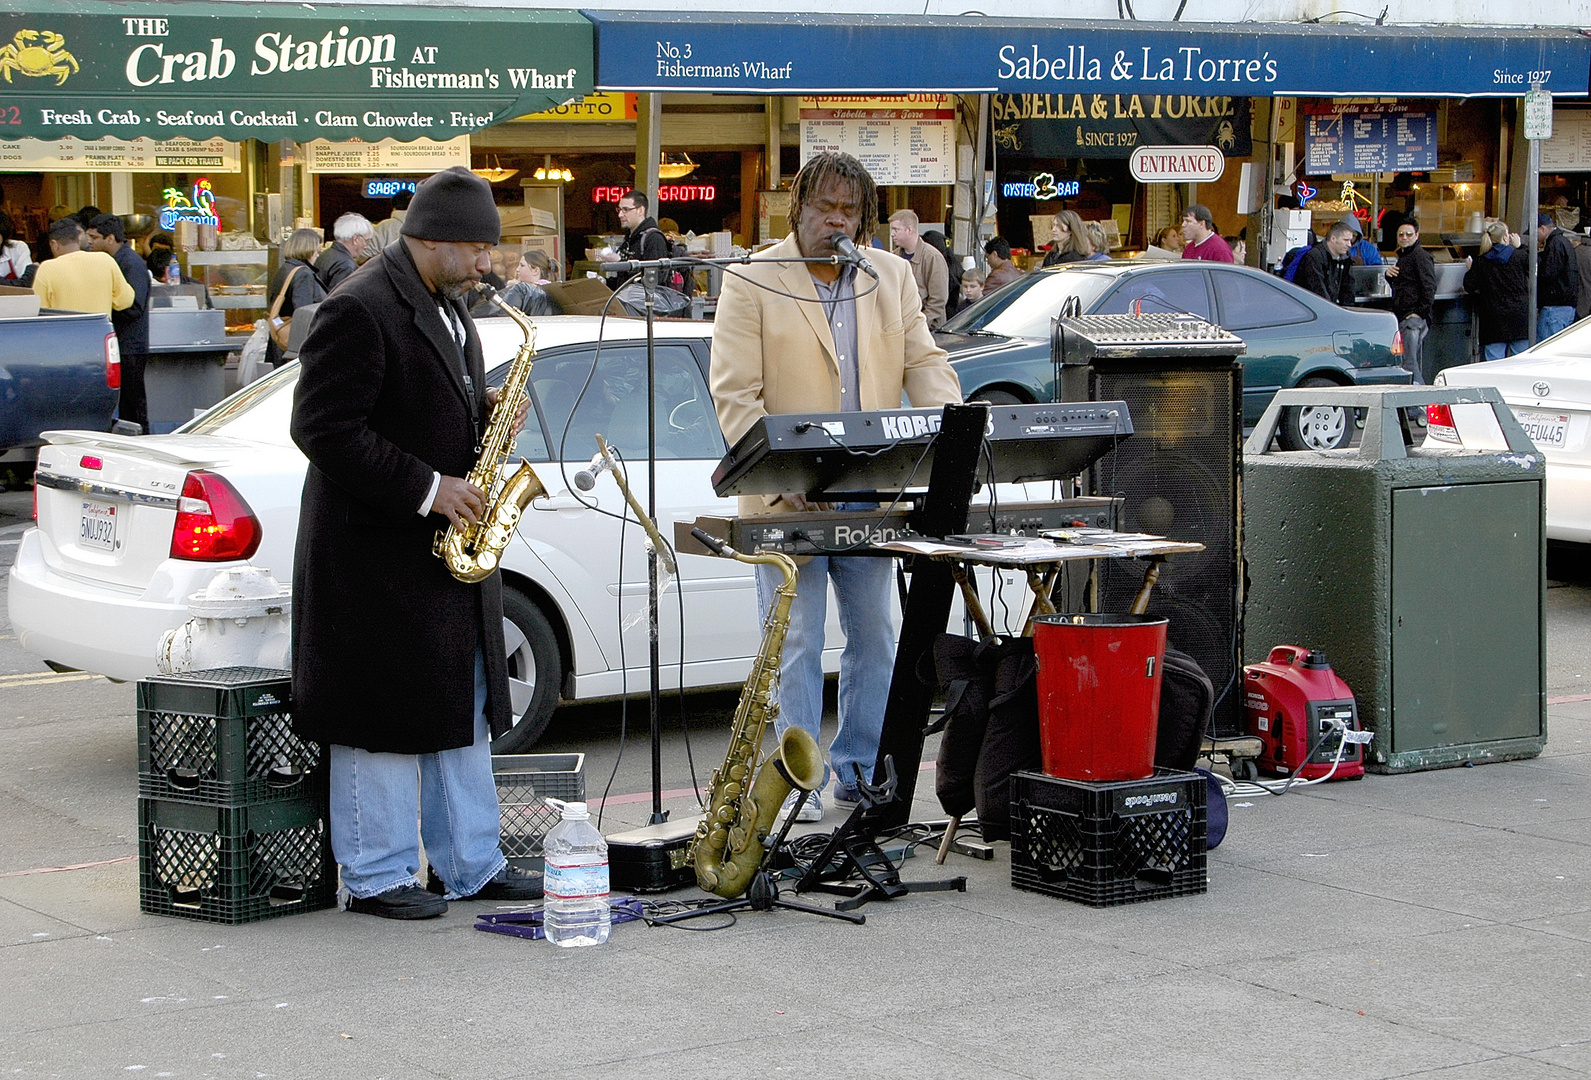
{"left": 1129, "top": 145, "right": 1225, "bottom": 183}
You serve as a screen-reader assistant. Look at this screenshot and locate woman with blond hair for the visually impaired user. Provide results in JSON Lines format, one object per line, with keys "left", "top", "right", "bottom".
{"left": 1042, "top": 209, "right": 1091, "bottom": 267}
{"left": 1463, "top": 220, "right": 1530, "bottom": 359}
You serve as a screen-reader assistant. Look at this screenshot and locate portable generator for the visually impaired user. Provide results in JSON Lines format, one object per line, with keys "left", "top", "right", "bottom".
{"left": 1244, "top": 646, "right": 1365, "bottom": 780}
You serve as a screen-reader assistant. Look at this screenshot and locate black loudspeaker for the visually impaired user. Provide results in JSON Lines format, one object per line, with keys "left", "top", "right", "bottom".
{"left": 1087, "top": 363, "right": 1245, "bottom": 738}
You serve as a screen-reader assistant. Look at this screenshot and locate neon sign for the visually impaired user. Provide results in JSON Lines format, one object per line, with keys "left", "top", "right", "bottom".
{"left": 160, "top": 178, "right": 221, "bottom": 231}
{"left": 364, "top": 178, "right": 417, "bottom": 198}
{"left": 1002, "top": 175, "right": 1080, "bottom": 200}
{"left": 592, "top": 184, "right": 717, "bottom": 204}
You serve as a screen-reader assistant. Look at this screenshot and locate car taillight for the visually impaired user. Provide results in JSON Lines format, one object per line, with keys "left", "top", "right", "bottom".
{"left": 105, "top": 332, "right": 121, "bottom": 389}
{"left": 1427, "top": 403, "right": 1455, "bottom": 428}
{"left": 1392, "top": 329, "right": 1403, "bottom": 356}
{"left": 169, "top": 470, "right": 262, "bottom": 561}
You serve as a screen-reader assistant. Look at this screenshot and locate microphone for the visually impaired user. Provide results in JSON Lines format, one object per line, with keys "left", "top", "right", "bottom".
{"left": 830, "top": 234, "right": 878, "bottom": 278}
{"left": 573, "top": 452, "right": 611, "bottom": 491}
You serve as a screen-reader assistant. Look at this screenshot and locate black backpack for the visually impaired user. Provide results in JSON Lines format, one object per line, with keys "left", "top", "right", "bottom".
{"left": 644, "top": 228, "right": 695, "bottom": 296}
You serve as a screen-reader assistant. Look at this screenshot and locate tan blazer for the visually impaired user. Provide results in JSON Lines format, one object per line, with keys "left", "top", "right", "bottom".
{"left": 710, "top": 233, "right": 961, "bottom": 514}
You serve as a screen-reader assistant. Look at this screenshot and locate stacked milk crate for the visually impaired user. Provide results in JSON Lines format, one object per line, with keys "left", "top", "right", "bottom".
{"left": 136, "top": 668, "right": 336, "bottom": 924}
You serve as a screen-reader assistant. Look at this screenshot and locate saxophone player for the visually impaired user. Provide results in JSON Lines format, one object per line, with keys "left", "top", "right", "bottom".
{"left": 710, "top": 151, "right": 961, "bottom": 822}
{"left": 289, "top": 166, "right": 540, "bottom": 920}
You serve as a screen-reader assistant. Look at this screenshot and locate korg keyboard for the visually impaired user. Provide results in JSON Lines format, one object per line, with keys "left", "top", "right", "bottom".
{"left": 711, "top": 401, "right": 1133, "bottom": 498}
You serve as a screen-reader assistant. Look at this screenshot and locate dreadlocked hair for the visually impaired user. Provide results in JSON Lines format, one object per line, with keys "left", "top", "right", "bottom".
{"left": 790, "top": 151, "right": 878, "bottom": 245}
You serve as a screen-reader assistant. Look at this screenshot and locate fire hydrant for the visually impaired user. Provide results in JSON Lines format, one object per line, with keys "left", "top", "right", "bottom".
{"left": 156, "top": 567, "right": 292, "bottom": 674}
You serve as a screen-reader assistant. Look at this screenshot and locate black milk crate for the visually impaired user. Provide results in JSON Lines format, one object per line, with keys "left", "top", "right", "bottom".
{"left": 138, "top": 793, "right": 336, "bottom": 924}
{"left": 1010, "top": 769, "right": 1207, "bottom": 908}
{"left": 137, "top": 667, "right": 320, "bottom": 805}
{"left": 493, "top": 753, "right": 584, "bottom": 871}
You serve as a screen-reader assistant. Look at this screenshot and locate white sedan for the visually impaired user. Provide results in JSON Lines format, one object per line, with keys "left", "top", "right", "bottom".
{"left": 1429, "top": 317, "right": 1591, "bottom": 543}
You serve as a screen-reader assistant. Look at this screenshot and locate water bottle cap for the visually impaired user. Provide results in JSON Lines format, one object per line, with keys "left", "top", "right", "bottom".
{"left": 545, "top": 797, "right": 590, "bottom": 819}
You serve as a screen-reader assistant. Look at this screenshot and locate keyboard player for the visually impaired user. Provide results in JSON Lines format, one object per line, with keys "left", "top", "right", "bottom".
{"left": 709, "top": 150, "right": 961, "bottom": 822}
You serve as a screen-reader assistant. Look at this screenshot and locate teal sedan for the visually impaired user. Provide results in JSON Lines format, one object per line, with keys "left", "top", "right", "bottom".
{"left": 938, "top": 262, "right": 1411, "bottom": 449}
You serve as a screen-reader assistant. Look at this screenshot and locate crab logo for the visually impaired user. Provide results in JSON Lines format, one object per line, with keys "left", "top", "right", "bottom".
{"left": 1215, "top": 120, "right": 1236, "bottom": 151}
{"left": 1031, "top": 172, "right": 1060, "bottom": 201}
{"left": 994, "top": 124, "right": 1021, "bottom": 152}
{"left": 0, "top": 30, "right": 79, "bottom": 86}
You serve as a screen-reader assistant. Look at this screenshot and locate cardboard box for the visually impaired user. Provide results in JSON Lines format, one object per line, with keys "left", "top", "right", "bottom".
{"left": 0, "top": 285, "right": 41, "bottom": 319}
{"left": 497, "top": 206, "right": 556, "bottom": 235}
{"left": 542, "top": 276, "right": 615, "bottom": 316}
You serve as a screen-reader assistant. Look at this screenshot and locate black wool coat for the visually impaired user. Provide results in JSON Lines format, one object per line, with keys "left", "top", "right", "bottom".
{"left": 314, "top": 240, "right": 360, "bottom": 294}
{"left": 289, "top": 241, "right": 511, "bottom": 754}
{"left": 1464, "top": 247, "right": 1531, "bottom": 345}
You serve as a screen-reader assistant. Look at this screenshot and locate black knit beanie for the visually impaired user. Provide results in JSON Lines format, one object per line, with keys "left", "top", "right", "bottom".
{"left": 400, "top": 166, "right": 501, "bottom": 244}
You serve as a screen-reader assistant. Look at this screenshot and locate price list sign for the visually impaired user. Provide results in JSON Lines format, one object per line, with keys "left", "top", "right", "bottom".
{"left": 799, "top": 96, "right": 955, "bottom": 186}
{"left": 1303, "top": 102, "right": 1437, "bottom": 173}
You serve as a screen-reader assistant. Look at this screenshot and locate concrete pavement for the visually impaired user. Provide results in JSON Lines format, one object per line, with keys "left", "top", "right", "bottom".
{"left": 2, "top": 485, "right": 1589, "bottom": 1077}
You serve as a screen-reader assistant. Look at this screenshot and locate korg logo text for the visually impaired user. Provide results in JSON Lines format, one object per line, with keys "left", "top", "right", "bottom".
{"left": 880, "top": 413, "right": 941, "bottom": 440}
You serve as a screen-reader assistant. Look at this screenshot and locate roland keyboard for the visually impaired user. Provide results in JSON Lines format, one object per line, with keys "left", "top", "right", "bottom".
{"left": 711, "top": 401, "right": 1132, "bottom": 498}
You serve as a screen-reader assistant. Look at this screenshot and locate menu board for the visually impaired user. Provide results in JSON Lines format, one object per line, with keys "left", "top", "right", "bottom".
{"left": 1303, "top": 102, "right": 1437, "bottom": 173}
{"left": 0, "top": 137, "right": 240, "bottom": 172}
{"left": 303, "top": 136, "right": 470, "bottom": 174}
{"left": 1542, "top": 111, "right": 1591, "bottom": 171}
{"left": 799, "top": 96, "right": 955, "bottom": 186}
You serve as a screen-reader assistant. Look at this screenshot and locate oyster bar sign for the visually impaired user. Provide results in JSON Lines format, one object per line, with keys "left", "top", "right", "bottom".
{"left": 0, "top": 4, "right": 594, "bottom": 142}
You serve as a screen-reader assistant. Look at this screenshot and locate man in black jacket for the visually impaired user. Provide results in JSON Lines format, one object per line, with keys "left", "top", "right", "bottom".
{"left": 314, "top": 212, "right": 374, "bottom": 294}
{"left": 1296, "top": 222, "right": 1356, "bottom": 308}
{"left": 86, "top": 214, "right": 150, "bottom": 432}
{"left": 290, "top": 167, "right": 540, "bottom": 920}
{"left": 1385, "top": 220, "right": 1436, "bottom": 383}
{"left": 1537, "top": 212, "right": 1580, "bottom": 341}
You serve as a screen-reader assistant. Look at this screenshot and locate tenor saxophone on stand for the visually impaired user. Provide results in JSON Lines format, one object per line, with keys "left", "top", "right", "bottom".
{"left": 434, "top": 283, "right": 547, "bottom": 583}
{"left": 687, "top": 532, "right": 824, "bottom": 899}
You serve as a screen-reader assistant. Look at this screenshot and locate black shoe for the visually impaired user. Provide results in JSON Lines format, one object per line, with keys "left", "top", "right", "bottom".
{"left": 346, "top": 883, "right": 447, "bottom": 920}
{"left": 427, "top": 864, "right": 544, "bottom": 902}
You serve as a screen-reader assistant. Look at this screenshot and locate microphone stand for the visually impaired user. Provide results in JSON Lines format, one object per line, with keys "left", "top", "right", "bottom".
{"left": 597, "top": 246, "right": 872, "bottom": 826}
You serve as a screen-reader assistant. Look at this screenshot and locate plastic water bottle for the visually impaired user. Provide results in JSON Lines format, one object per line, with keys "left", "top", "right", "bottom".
{"left": 542, "top": 799, "right": 610, "bottom": 947}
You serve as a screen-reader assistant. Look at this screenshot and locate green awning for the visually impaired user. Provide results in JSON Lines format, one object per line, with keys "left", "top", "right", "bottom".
{"left": 0, "top": 1, "right": 593, "bottom": 143}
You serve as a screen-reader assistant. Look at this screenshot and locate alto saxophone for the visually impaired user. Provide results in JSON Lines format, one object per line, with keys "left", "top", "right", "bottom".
{"left": 433, "top": 283, "right": 548, "bottom": 583}
{"left": 688, "top": 531, "right": 824, "bottom": 899}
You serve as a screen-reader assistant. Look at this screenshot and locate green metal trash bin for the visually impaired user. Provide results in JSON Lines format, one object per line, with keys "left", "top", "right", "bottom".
{"left": 1244, "top": 386, "right": 1545, "bottom": 773}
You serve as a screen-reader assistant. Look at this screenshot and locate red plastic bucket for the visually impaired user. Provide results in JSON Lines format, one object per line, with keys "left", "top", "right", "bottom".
{"left": 1032, "top": 613, "right": 1169, "bottom": 782}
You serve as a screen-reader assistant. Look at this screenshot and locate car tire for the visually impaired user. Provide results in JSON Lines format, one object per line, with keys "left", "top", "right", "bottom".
{"left": 494, "top": 588, "right": 563, "bottom": 753}
{"left": 971, "top": 388, "right": 1026, "bottom": 405}
{"left": 1277, "top": 377, "right": 1352, "bottom": 451}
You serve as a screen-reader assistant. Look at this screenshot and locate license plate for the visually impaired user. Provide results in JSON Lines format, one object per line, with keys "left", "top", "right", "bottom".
{"left": 79, "top": 499, "right": 118, "bottom": 552}
{"left": 1515, "top": 409, "right": 1570, "bottom": 450}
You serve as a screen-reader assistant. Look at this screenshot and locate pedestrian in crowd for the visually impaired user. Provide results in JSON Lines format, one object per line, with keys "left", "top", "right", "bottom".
{"left": 922, "top": 230, "right": 962, "bottom": 317}
{"left": 890, "top": 210, "right": 949, "bottom": 329}
{"left": 1536, "top": 211, "right": 1580, "bottom": 341}
{"left": 1084, "top": 221, "right": 1111, "bottom": 261}
{"left": 598, "top": 189, "right": 670, "bottom": 269}
{"left": 369, "top": 189, "right": 412, "bottom": 251}
{"left": 1180, "top": 205, "right": 1235, "bottom": 263}
{"left": 71, "top": 205, "right": 101, "bottom": 232}
{"left": 709, "top": 150, "right": 960, "bottom": 822}
{"left": 1224, "top": 235, "right": 1247, "bottom": 265}
{"left": 289, "top": 166, "right": 543, "bottom": 920}
{"left": 1386, "top": 219, "right": 1436, "bottom": 383}
{"left": 1154, "top": 225, "right": 1185, "bottom": 253}
{"left": 32, "top": 218, "right": 134, "bottom": 317}
{"left": 983, "top": 236, "right": 1024, "bottom": 289}
{"left": 1340, "top": 214, "right": 1384, "bottom": 265}
{"left": 1042, "top": 210, "right": 1090, "bottom": 267}
{"left": 316, "top": 213, "right": 374, "bottom": 294}
{"left": 0, "top": 212, "right": 31, "bottom": 283}
{"left": 1464, "top": 219, "right": 1531, "bottom": 360}
{"left": 474, "top": 250, "right": 558, "bottom": 318}
{"left": 86, "top": 214, "right": 152, "bottom": 431}
{"left": 1296, "top": 221, "right": 1356, "bottom": 307}
{"left": 1572, "top": 232, "right": 1591, "bottom": 322}
{"left": 264, "top": 228, "right": 328, "bottom": 369}
{"left": 958, "top": 268, "right": 987, "bottom": 310}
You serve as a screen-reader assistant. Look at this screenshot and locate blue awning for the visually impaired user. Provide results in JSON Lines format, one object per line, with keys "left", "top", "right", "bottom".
{"left": 586, "top": 12, "right": 1591, "bottom": 99}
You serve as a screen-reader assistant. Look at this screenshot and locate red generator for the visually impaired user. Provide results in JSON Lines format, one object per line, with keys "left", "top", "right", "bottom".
{"left": 1244, "top": 646, "right": 1365, "bottom": 781}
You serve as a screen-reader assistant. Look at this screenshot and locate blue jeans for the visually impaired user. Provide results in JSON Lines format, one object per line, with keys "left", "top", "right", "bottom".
{"left": 1484, "top": 339, "right": 1530, "bottom": 361}
{"left": 1539, "top": 305, "right": 1575, "bottom": 342}
{"left": 329, "top": 650, "right": 507, "bottom": 899}
{"left": 754, "top": 552, "right": 895, "bottom": 795}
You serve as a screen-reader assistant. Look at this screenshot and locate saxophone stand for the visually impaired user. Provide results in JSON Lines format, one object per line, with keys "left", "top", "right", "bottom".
{"left": 650, "top": 791, "right": 867, "bottom": 927}
{"left": 794, "top": 758, "right": 967, "bottom": 913}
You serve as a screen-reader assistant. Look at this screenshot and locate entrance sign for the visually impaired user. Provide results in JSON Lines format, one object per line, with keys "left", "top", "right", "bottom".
{"left": 1129, "top": 145, "right": 1223, "bottom": 182}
